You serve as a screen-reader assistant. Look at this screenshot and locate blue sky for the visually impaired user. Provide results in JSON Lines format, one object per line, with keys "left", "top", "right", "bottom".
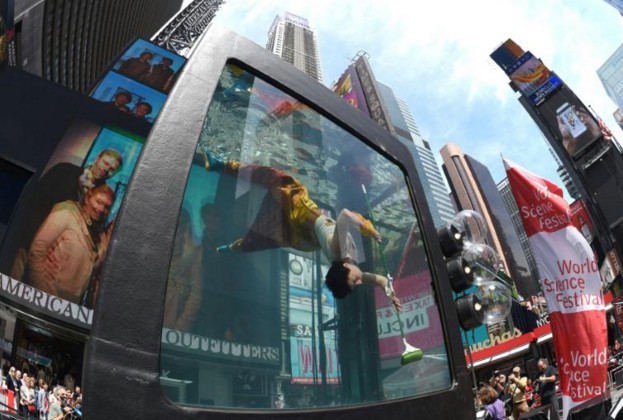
{"left": 201, "top": 0, "right": 623, "bottom": 200}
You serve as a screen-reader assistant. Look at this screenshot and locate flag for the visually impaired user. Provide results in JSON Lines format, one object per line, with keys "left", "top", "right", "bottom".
{"left": 504, "top": 159, "right": 607, "bottom": 420}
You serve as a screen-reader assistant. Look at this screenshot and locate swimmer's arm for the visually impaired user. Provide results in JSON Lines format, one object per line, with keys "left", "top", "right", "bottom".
{"left": 362, "top": 272, "right": 402, "bottom": 311}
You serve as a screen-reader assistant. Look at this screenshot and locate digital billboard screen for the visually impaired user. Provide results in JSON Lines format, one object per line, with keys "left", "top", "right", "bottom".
{"left": 507, "top": 51, "right": 561, "bottom": 106}
{"left": 90, "top": 38, "right": 187, "bottom": 124}
{"left": 332, "top": 65, "right": 370, "bottom": 116}
{"left": 537, "top": 86, "right": 602, "bottom": 159}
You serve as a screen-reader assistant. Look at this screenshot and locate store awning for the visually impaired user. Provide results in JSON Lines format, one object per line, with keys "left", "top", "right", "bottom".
{"left": 465, "top": 292, "right": 613, "bottom": 368}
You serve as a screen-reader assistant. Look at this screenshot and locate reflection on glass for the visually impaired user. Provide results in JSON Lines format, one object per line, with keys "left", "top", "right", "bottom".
{"left": 159, "top": 63, "right": 451, "bottom": 410}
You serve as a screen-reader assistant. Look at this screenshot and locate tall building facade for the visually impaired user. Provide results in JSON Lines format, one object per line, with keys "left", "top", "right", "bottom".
{"left": 376, "top": 81, "right": 455, "bottom": 228}
{"left": 440, "top": 143, "right": 539, "bottom": 298}
{"left": 603, "top": 0, "right": 623, "bottom": 15}
{"left": 598, "top": 42, "right": 623, "bottom": 111}
{"left": 266, "top": 12, "right": 323, "bottom": 83}
{"left": 548, "top": 147, "right": 580, "bottom": 200}
{"left": 12, "top": 0, "right": 182, "bottom": 93}
{"left": 497, "top": 178, "right": 541, "bottom": 294}
{"left": 491, "top": 38, "right": 623, "bottom": 289}
{"left": 330, "top": 54, "right": 454, "bottom": 229}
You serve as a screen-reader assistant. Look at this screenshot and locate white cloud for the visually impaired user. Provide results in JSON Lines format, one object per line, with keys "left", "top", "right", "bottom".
{"left": 208, "top": 0, "right": 623, "bottom": 195}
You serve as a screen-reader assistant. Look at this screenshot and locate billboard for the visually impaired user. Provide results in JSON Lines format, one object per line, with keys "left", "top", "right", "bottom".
{"left": 90, "top": 38, "right": 187, "bottom": 123}
{"left": 0, "top": 0, "right": 15, "bottom": 67}
{"left": 288, "top": 254, "right": 340, "bottom": 384}
{"left": 569, "top": 199, "right": 594, "bottom": 243}
{"left": 507, "top": 51, "right": 562, "bottom": 106}
{"left": 353, "top": 56, "right": 396, "bottom": 136}
{"left": 332, "top": 65, "right": 370, "bottom": 116}
{"left": 0, "top": 120, "right": 144, "bottom": 329}
{"left": 536, "top": 86, "right": 602, "bottom": 159}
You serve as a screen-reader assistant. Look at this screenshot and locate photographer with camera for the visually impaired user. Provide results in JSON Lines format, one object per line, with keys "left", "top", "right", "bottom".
{"left": 489, "top": 371, "right": 511, "bottom": 416}
{"left": 505, "top": 366, "right": 529, "bottom": 419}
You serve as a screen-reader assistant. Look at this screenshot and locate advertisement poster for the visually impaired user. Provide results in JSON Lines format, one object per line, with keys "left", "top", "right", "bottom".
{"left": 0, "top": 120, "right": 144, "bottom": 328}
{"left": 568, "top": 199, "right": 594, "bottom": 243}
{"left": 374, "top": 271, "right": 444, "bottom": 359}
{"left": 505, "top": 159, "right": 607, "bottom": 419}
{"left": 538, "top": 87, "right": 602, "bottom": 159}
{"left": 332, "top": 66, "right": 370, "bottom": 116}
{"left": 0, "top": 0, "right": 15, "bottom": 67}
{"left": 507, "top": 51, "right": 561, "bottom": 105}
{"left": 90, "top": 38, "right": 187, "bottom": 123}
{"left": 288, "top": 254, "right": 340, "bottom": 384}
{"left": 91, "top": 72, "right": 167, "bottom": 123}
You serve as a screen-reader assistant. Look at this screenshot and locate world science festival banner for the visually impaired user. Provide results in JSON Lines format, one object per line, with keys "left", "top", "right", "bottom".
{"left": 504, "top": 159, "right": 607, "bottom": 420}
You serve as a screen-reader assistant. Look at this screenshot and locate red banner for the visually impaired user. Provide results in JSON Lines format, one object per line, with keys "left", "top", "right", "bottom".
{"left": 504, "top": 159, "right": 607, "bottom": 419}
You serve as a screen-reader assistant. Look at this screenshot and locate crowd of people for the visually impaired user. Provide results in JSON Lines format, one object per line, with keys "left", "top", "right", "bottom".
{"left": 478, "top": 357, "right": 560, "bottom": 420}
{"left": 0, "top": 366, "right": 82, "bottom": 419}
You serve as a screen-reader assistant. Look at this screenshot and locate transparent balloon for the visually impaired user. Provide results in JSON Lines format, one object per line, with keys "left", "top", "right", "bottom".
{"left": 475, "top": 280, "right": 512, "bottom": 325}
{"left": 450, "top": 210, "right": 487, "bottom": 248}
{"left": 462, "top": 243, "right": 500, "bottom": 285}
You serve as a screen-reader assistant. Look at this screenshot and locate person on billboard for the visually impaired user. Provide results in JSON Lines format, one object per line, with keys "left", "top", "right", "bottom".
{"left": 109, "top": 91, "right": 132, "bottom": 114}
{"left": 537, "top": 358, "right": 560, "bottom": 420}
{"left": 200, "top": 150, "right": 402, "bottom": 312}
{"left": 8, "top": 149, "right": 123, "bottom": 281}
{"left": 116, "top": 51, "right": 153, "bottom": 81}
{"left": 25, "top": 183, "right": 115, "bottom": 304}
{"left": 132, "top": 102, "right": 153, "bottom": 120}
{"left": 556, "top": 104, "right": 600, "bottom": 156}
{"left": 141, "top": 57, "right": 174, "bottom": 91}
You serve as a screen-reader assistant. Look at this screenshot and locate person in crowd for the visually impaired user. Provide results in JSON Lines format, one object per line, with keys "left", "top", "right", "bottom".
{"left": 132, "top": 101, "right": 153, "bottom": 120}
{"left": 201, "top": 151, "right": 401, "bottom": 311}
{"left": 6, "top": 366, "right": 18, "bottom": 394}
{"left": 72, "top": 386, "right": 81, "bottom": 402}
{"left": 7, "top": 148, "right": 123, "bottom": 281}
{"left": 141, "top": 57, "right": 174, "bottom": 91}
{"left": 20, "top": 376, "right": 35, "bottom": 417}
{"left": 117, "top": 51, "right": 153, "bottom": 80}
{"left": 489, "top": 371, "right": 507, "bottom": 401}
{"left": 537, "top": 358, "right": 560, "bottom": 420}
{"left": 109, "top": 91, "right": 132, "bottom": 114}
{"left": 478, "top": 384, "right": 505, "bottom": 420}
{"left": 163, "top": 209, "right": 203, "bottom": 331}
{"left": 525, "top": 377, "right": 535, "bottom": 407}
{"left": 505, "top": 366, "right": 529, "bottom": 419}
{"left": 37, "top": 381, "right": 49, "bottom": 419}
{"left": 48, "top": 387, "right": 68, "bottom": 420}
{"left": 25, "top": 183, "right": 115, "bottom": 304}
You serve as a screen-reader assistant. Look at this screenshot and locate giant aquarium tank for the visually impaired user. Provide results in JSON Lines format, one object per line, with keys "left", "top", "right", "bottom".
{"left": 0, "top": 24, "right": 481, "bottom": 419}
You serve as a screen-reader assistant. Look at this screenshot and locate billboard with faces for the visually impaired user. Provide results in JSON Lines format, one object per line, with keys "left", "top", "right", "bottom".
{"left": 0, "top": 120, "right": 144, "bottom": 329}
{"left": 90, "top": 38, "right": 187, "bottom": 124}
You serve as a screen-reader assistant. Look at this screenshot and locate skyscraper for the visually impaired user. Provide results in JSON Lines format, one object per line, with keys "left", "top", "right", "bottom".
{"left": 266, "top": 12, "right": 323, "bottom": 83}
{"left": 376, "top": 81, "right": 455, "bottom": 228}
{"left": 598, "top": 42, "right": 623, "bottom": 111}
{"left": 497, "top": 178, "right": 541, "bottom": 294}
{"left": 440, "top": 143, "right": 539, "bottom": 298}
{"left": 331, "top": 54, "right": 454, "bottom": 229}
{"left": 11, "top": 0, "right": 182, "bottom": 93}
